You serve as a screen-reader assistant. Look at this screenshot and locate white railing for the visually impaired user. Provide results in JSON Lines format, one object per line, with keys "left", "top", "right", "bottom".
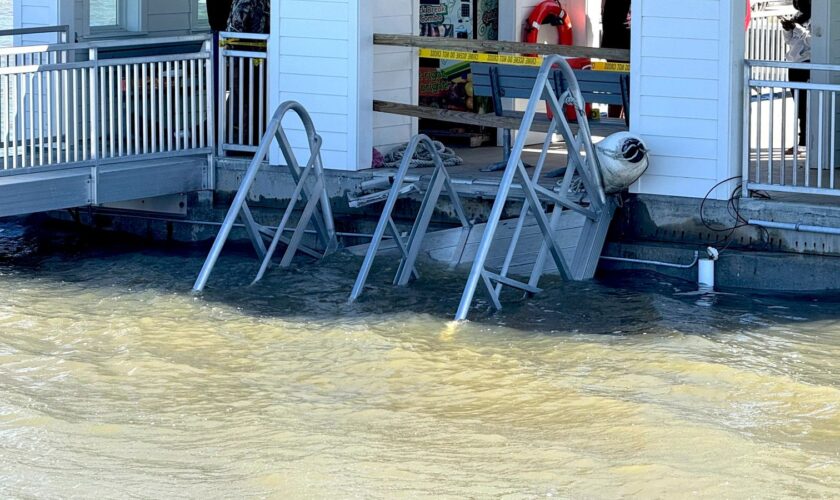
{"left": 746, "top": 6, "right": 796, "bottom": 81}
{"left": 1, "top": 35, "right": 214, "bottom": 171}
{"left": 218, "top": 31, "right": 268, "bottom": 156}
{"left": 743, "top": 60, "right": 840, "bottom": 197}
{"left": 0, "top": 25, "right": 70, "bottom": 46}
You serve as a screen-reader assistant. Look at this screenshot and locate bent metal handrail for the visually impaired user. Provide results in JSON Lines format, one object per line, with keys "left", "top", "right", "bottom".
{"left": 193, "top": 101, "right": 338, "bottom": 291}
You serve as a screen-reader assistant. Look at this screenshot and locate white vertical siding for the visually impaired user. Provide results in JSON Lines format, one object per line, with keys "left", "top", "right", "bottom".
{"left": 146, "top": 0, "right": 192, "bottom": 36}
{"left": 631, "top": 0, "right": 743, "bottom": 200}
{"left": 269, "top": 0, "right": 372, "bottom": 171}
{"left": 372, "top": 0, "right": 416, "bottom": 153}
{"left": 13, "top": 0, "right": 61, "bottom": 45}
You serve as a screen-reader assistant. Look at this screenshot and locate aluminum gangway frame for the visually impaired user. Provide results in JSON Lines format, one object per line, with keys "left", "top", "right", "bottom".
{"left": 454, "top": 55, "right": 614, "bottom": 320}
{"left": 349, "top": 56, "right": 616, "bottom": 321}
{"left": 349, "top": 134, "right": 472, "bottom": 302}
{"left": 193, "top": 101, "right": 338, "bottom": 291}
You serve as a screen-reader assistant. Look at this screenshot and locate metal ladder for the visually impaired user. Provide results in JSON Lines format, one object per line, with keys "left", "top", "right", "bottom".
{"left": 349, "top": 134, "right": 472, "bottom": 302}
{"left": 454, "top": 56, "right": 613, "bottom": 321}
{"left": 193, "top": 101, "right": 338, "bottom": 291}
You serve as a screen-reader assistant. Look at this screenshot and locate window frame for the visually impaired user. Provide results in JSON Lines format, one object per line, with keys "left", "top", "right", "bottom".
{"left": 84, "top": 0, "right": 146, "bottom": 38}
{"left": 191, "top": 0, "right": 210, "bottom": 32}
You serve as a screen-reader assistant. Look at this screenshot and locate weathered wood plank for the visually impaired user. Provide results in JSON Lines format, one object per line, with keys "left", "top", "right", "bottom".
{"left": 373, "top": 100, "right": 552, "bottom": 132}
{"left": 373, "top": 34, "right": 631, "bottom": 62}
{"left": 372, "top": 100, "right": 628, "bottom": 137}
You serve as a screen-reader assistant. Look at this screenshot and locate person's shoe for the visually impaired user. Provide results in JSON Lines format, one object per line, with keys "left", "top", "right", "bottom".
{"left": 785, "top": 145, "right": 806, "bottom": 156}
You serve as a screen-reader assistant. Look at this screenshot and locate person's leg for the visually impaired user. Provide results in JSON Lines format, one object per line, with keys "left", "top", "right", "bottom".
{"left": 789, "top": 67, "right": 809, "bottom": 147}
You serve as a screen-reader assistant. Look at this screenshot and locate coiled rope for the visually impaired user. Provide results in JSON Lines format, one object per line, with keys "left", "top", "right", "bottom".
{"left": 382, "top": 141, "right": 463, "bottom": 169}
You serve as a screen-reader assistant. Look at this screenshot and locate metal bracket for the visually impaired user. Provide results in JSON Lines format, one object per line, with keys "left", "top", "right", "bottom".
{"left": 193, "top": 101, "right": 338, "bottom": 291}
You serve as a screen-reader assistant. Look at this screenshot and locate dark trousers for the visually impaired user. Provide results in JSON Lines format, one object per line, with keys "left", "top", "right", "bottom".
{"left": 789, "top": 66, "right": 810, "bottom": 146}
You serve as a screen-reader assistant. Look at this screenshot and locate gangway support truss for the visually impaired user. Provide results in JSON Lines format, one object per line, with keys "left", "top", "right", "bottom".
{"left": 349, "top": 134, "right": 472, "bottom": 302}
{"left": 454, "top": 56, "right": 613, "bottom": 321}
{"left": 193, "top": 101, "right": 338, "bottom": 291}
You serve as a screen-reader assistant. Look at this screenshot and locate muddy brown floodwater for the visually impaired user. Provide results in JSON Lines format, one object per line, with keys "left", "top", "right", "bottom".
{"left": 0, "top": 221, "right": 838, "bottom": 497}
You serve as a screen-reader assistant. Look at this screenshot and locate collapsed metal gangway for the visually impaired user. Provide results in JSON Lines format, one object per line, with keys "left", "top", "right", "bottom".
{"left": 349, "top": 56, "right": 616, "bottom": 320}
{"left": 349, "top": 134, "right": 472, "bottom": 302}
{"left": 193, "top": 101, "right": 338, "bottom": 291}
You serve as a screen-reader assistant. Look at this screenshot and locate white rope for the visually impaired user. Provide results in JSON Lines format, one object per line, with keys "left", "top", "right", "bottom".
{"left": 382, "top": 140, "right": 463, "bottom": 169}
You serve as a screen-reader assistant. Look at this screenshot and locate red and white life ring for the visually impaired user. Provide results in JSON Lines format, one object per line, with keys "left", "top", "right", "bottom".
{"left": 524, "top": 0, "right": 573, "bottom": 46}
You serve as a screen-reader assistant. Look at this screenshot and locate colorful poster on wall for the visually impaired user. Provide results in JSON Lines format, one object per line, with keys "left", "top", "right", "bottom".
{"left": 419, "top": 0, "right": 475, "bottom": 112}
{"left": 476, "top": 0, "right": 498, "bottom": 41}
{"left": 419, "top": 0, "right": 474, "bottom": 39}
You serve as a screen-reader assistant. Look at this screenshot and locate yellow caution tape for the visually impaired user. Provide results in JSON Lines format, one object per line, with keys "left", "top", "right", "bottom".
{"left": 419, "top": 48, "right": 542, "bottom": 67}
{"left": 419, "top": 48, "right": 631, "bottom": 72}
{"left": 590, "top": 61, "right": 630, "bottom": 72}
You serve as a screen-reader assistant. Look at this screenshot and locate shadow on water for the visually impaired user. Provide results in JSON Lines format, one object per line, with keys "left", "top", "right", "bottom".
{"left": 4, "top": 216, "right": 840, "bottom": 339}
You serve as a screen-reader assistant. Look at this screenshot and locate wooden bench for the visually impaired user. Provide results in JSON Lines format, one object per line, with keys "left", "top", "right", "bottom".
{"left": 470, "top": 62, "right": 629, "bottom": 129}
{"left": 468, "top": 62, "right": 629, "bottom": 171}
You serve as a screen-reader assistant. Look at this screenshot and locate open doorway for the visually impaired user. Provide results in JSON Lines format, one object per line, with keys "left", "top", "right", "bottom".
{"left": 406, "top": 0, "right": 631, "bottom": 177}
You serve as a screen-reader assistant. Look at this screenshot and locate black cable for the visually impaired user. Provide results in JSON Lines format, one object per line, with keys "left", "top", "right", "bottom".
{"left": 698, "top": 176, "right": 770, "bottom": 252}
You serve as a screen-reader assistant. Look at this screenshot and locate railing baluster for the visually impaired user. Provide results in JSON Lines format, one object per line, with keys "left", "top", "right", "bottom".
{"left": 804, "top": 87, "right": 810, "bottom": 187}
{"left": 3, "top": 74, "right": 9, "bottom": 170}
{"left": 142, "top": 62, "right": 148, "bottom": 154}
{"left": 54, "top": 69, "right": 61, "bottom": 164}
{"left": 125, "top": 63, "right": 132, "bottom": 156}
{"left": 108, "top": 65, "right": 115, "bottom": 158}
{"left": 158, "top": 62, "right": 165, "bottom": 151}
{"left": 190, "top": 58, "right": 197, "bottom": 149}
{"left": 62, "top": 68, "right": 70, "bottom": 163}
{"left": 150, "top": 62, "right": 157, "bottom": 153}
{"left": 72, "top": 68, "right": 79, "bottom": 163}
{"left": 198, "top": 58, "right": 205, "bottom": 148}
{"left": 757, "top": 85, "right": 762, "bottom": 184}
{"left": 227, "top": 54, "right": 233, "bottom": 146}
{"left": 237, "top": 56, "right": 244, "bottom": 146}
{"left": 258, "top": 58, "right": 265, "bottom": 144}
{"left": 792, "top": 86, "right": 799, "bottom": 186}
{"left": 166, "top": 61, "right": 173, "bottom": 152}
{"left": 40, "top": 68, "right": 46, "bottom": 165}
{"left": 99, "top": 66, "right": 106, "bottom": 159}
{"left": 117, "top": 64, "right": 124, "bottom": 157}
{"left": 174, "top": 59, "right": 181, "bottom": 151}
{"left": 28, "top": 72, "right": 34, "bottom": 167}
{"left": 780, "top": 84, "right": 786, "bottom": 185}
{"left": 817, "top": 90, "right": 824, "bottom": 189}
{"left": 181, "top": 59, "right": 188, "bottom": 150}
{"left": 11, "top": 73, "right": 18, "bottom": 169}
{"left": 82, "top": 68, "right": 88, "bottom": 162}
{"left": 832, "top": 92, "right": 837, "bottom": 190}
{"left": 247, "top": 58, "right": 254, "bottom": 146}
{"left": 768, "top": 84, "right": 774, "bottom": 184}
{"left": 134, "top": 63, "right": 141, "bottom": 155}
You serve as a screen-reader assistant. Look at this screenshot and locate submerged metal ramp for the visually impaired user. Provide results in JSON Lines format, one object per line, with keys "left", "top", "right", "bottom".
{"left": 193, "top": 101, "right": 338, "bottom": 291}
{"left": 348, "top": 56, "right": 617, "bottom": 320}
{"left": 349, "top": 134, "right": 472, "bottom": 302}
{"left": 455, "top": 55, "right": 615, "bottom": 320}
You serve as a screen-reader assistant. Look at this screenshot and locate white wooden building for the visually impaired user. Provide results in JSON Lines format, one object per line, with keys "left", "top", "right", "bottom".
{"left": 8, "top": 0, "right": 840, "bottom": 202}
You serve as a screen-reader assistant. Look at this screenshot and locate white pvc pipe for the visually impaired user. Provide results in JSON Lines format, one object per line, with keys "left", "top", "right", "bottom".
{"left": 698, "top": 259, "right": 715, "bottom": 289}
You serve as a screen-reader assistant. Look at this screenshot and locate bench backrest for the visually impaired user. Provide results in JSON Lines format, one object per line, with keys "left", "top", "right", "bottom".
{"left": 471, "top": 62, "right": 628, "bottom": 108}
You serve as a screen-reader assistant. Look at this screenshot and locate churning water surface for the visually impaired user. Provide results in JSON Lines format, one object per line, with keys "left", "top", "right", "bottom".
{"left": 0, "top": 219, "right": 839, "bottom": 498}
